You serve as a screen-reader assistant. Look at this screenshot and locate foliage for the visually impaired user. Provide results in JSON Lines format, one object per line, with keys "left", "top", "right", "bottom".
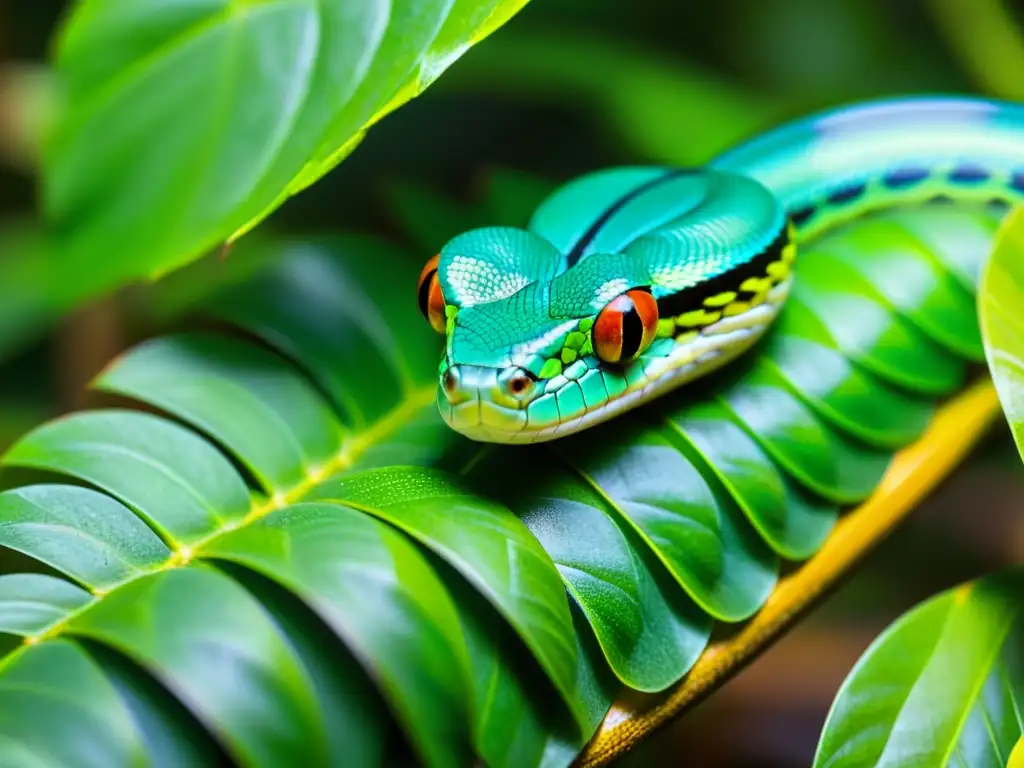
{"left": 0, "top": 222, "right": 55, "bottom": 360}
{"left": 809, "top": 198, "right": 1024, "bottom": 767}
{"left": 2, "top": 0, "right": 1024, "bottom": 765}
{"left": 981, "top": 207, "right": 1024, "bottom": 462}
{"left": 40, "top": 0, "right": 532, "bottom": 307}
{"left": 814, "top": 567, "right": 1023, "bottom": 768}
{"left": 0, "top": 161, "right": 1006, "bottom": 763}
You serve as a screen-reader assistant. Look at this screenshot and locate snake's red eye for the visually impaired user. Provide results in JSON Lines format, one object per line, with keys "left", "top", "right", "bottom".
{"left": 594, "top": 288, "right": 659, "bottom": 364}
{"left": 417, "top": 254, "right": 447, "bottom": 334}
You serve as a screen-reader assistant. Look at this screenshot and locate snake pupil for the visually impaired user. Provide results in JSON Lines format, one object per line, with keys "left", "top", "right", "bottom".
{"left": 594, "top": 288, "right": 659, "bottom": 364}
{"left": 620, "top": 301, "right": 644, "bottom": 361}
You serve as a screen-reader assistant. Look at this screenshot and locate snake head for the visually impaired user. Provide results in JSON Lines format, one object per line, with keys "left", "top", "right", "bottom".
{"left": 416, "top": 227, "right": 662, "bottom": 444}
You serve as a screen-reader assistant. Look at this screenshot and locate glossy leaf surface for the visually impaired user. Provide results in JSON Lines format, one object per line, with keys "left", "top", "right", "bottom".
{"left": 43, "top": 0, "right": 533, "bottom": 304}
{"left": 204, "top": 503, "right": 475, "bottom": 768}
{"left": 0, "top": 640, "right": 148, "bottom": 768}
{"left": 815, "top": 568, "right": 1024, "bottom": 768}
{"left": 980, "top": 207, "right": 1024, "bottom": 462}
{"left": 0, "top": 180, "right": 1004, "bottom": 766}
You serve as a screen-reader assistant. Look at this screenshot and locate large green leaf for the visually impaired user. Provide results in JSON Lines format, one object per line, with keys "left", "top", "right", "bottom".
{"left": 0, "top": 574, "right": 91, "bottom": 636}
{"left": 661, "top": 399, "right": 838, "bottom": 560}
{"left": 980, "top": 207, "right": 1024, "bottom": 462}
{"left": 470, "top": 450, "right": 713, "bottom": 693}
{"left": 814, "top": 567, "right": 1024, "bottom": 768}
{"left": 306, "top": 467, "right": 585, "bottom": 727}
{"left": 3, "top": 410, "right": 252, "bottom": 546}
{"left": 0, "top": 640, "right": 150, "bottom": 768}
{"left": 43, "top": 0, "right": 532, "bottom": 304}
{"left": 557, "top": 419, "right": 780, "bottom": 622}
{"left": 813, "top": 207, "right": 1024, "bottom": 766}
{"left": 0, "top": 178, "right": 1005, "bottom": 765}
{"left": 204, "top": 503, "right": 476, "bottom": 768}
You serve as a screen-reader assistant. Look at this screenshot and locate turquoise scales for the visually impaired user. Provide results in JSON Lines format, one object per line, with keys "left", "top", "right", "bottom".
{"left": 416, "top": 95, "right": 1024, "bottom": 443}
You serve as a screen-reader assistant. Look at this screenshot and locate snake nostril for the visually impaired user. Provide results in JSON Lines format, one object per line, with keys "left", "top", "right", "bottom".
{"left": 441, "top": 367, "right": 469, "bottom": 405}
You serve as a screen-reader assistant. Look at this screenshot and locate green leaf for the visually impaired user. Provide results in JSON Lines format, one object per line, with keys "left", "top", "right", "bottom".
{"left": 44, "top": 0, "right": 533, "bottom": 303}
{"left": 0, "top": 192, "right": 1003, "bottom": 765}
{"left": 880, "top": 206, "right": 1004, "bottom": 292}
{"left": 441, "top": 573, "right": 583, "bottom": 768}
{"left": 204, "top": 502, "right": 475, "bottom": 768}
{"left": 220, "top": 566, "right": 393, "bottom": 768}
{"left": 758, "top": 335, "right": 934, "bottom": 449}
{"left": 94, "top": 334, "right": 345, "bottom": 492}
{"left": 557, "top": 420, "right": 779, "bottom": 622}
{"left": 980, "top": 207, "right": 1024, "bottom": 463}
{"left": 208, "top": 235, "right": 440, "bottom": 418}
{"left": 814, "top": 567, "right": 1024, "bottom": 768}
{"left": 715, "top": 369, "right": 892, "bottom": 504}
{"left": 3, "top": 410, "right": 252, "bottom": 546}
{"left": 307, "top": 466, "right": 585, "bottom": 728}
{"left": 0, "top": 485, "right": 171, "bottom": 589}
{"left": 0, "top": 574, "right": 92, "bottom": 636}
{"left": 0, "top": 640, "right": 149, "bottom": 768}
{"left": 787, "top": 253, "right": 965, "bottom": 396}
{"left": 349, "top": 408, "right": 477, "bottom": 474}
{"left": 67, "top": 565, "right": 331, "bottom": 768}
{"left": 89, "top": 642, "right": 227, "bottom": 768}
{"left": 472, "top": 450, "right": 713, "bottom": 692}
{"left": 813, "top": 220, "right": 983, "bottom": 360}
{"left": 661, "top": 399, "right": 837, "bottom": 560}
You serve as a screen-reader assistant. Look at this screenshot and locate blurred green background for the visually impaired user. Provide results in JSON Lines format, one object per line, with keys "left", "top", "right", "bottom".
{"left": 2, "top": 1, "right": 1023, "bottom": 765}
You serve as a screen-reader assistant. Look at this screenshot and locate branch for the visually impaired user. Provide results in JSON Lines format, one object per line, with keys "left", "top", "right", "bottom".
{"left": 577, "top": 378, "right": 1001, "bottom": 766}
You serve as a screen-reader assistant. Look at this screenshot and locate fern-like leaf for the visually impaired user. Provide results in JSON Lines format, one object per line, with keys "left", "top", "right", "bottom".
{"left": 0, "top": 188, "right": 1008, "bottom": 765}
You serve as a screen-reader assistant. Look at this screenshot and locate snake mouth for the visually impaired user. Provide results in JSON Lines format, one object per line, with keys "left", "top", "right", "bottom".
{"left": 438, "top": 279, "right": 792, "bottom": 445}
{"left": 436, "top": 362, "right": 535, "bottom": 443}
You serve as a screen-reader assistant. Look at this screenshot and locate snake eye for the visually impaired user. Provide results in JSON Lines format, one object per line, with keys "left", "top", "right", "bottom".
{"left": 417, "top": 254, "right": 447, "bottom": 334}
{"left": 594, "top": 288, "right": 659, "bottom": 364}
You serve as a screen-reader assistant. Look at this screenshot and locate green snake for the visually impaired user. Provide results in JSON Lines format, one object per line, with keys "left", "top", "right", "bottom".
{"left": 417, "top": 95, "right": 1024, "bottom": 443}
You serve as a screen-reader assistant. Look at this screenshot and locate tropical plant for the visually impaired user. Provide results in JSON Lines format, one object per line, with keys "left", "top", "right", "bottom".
{"left": 36, "top": 0, "right": 531, "bottom": 314}
{"left": 0, "top": 165, "right": 1013, "bottom": 765}
{"left": 807, "top": 207, "right": 1024, "bottom": 768}
{"left": 2, "top": 1, "right": 1024, "bottom": 766}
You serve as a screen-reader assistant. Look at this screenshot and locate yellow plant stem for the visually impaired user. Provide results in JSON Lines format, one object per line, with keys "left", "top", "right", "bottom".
{"left": 577, "top": 378, "right": 1002, "bottom": 766}
{"left": 1009, "top": 737, "right": 1024, "bottom": 768}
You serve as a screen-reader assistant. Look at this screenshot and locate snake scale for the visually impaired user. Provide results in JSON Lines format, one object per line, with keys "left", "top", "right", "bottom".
{"left": 416, "top": 95, "right": 1024, "bottom": 443}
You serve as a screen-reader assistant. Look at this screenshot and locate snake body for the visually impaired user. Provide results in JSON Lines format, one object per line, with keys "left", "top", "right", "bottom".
{"left": 417, "top": 96, "right": 1024, "bottom": 443}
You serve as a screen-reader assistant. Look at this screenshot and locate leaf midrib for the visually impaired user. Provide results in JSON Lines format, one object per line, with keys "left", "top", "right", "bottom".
{"left": 862, "top": 586, "right": 1020, "bottom": 768}
{"left": 0, "top": 385, "right": 436, "bottom": 669}
{"left": 935, "top": 597, "right": 1019, "bottom": 766}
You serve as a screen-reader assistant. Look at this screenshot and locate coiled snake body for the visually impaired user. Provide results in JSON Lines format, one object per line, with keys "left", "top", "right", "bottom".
{"left": 416, "top": 96, "right": 1024, "bottom": 443}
